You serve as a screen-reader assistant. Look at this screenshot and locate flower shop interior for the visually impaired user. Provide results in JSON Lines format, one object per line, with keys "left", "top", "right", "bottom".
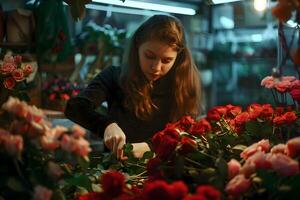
{"left": 1, "top": 0, "right": 300, "bottom": 200}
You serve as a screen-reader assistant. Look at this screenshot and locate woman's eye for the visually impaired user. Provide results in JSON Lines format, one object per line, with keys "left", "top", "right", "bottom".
{"left": 162, "top": 59, "right": 172, "bottom": 64}
{"left": 145, "top": 53, "right": 155, "bottom": 59}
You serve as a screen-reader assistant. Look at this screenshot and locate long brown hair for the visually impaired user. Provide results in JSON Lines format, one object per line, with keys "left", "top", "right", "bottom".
{"left": 120, "top": 15, "right": 201, "bottom": 121}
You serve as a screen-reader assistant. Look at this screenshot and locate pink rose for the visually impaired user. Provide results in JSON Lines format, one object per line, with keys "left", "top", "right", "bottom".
{"left": 286, "top": 137, "right": 300, "bottom": 157}
{"left": 23, "top": 64, "right": 33, "bottom": 75}
{"left": 240, "top": 139, "right": 270, "bottom": 159}
{"left": 225, "top": 174, "right": 251, "bottom": 196}
{"left": 266, "top": 153, "right": 299, "bottom": 176}
{"left": 33, "top": 185, "right": 52, "bottom": 200}
{"left": 71, "top": 124, "right": 86, "bottom": 138}
{"left": 240, "top": 160, "right": 256, "bottom": 177}
{"left": 246, "top": 151, "right": 271, "bottom": 170}
{"left": 1, "top": 62, "right": 16, "bottom": 75}
{"left": 261, "top": 76, "right": 275, "bottom": 89}
{"left": 227, "top": 159, "right": 241, "bottom": 179}
{"left": 274, "top": 80, "right": 292, "bottom": 93}
{"left": 73, "top": 137, "right": 91, "bottom": 157}
{"left": 271, "top": 144, "right": 287, "bottom": 154}
{"left": 3, "top": 77, "right": 16, "bottom": 90}
{"left": 12, "top": 68, "right": 25, "bottom": 82}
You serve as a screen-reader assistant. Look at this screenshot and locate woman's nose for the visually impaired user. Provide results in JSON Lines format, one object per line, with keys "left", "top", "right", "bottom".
{"left": 151, "top": 59, "right": 162, "bottom": 71}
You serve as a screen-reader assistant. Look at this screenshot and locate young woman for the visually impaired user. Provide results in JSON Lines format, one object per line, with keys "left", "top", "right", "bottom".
{"left": 65, "top": 14, "right": 202, "bottom": 159}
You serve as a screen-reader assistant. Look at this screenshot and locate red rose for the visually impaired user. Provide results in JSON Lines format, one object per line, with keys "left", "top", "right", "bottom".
{"left": 183, "top": 195, "right": 206, "bottom": 200}
{"left": 147, "top": 158, "right": 163, "bottom": 180}
{"left": 177, "top": 115, "right": 196, "bottom": 132}
{"left": 226, "top": 105, "right": 242, "bottom": 118}
{"left": 207, "top": 106, "right": 227, "bottom": 121}
{"left": 180, "top": 136, "right": 197, "bottom": 155}
{"left": 289, "top": 87, "right": 300, "bottom": 102}
{"left": 14, "top": 55, "right": 22, "bottom": 63}
{"left": 196, "top": 185, "right": 221, "bottom": 200}
{"left": 189, "top": 118, "right": 211, "bottom": 136}
{"left": 152, "top": 128, "right": 179, "bottom": 159}
{"left": 260, "top": 104, "right": 274, "bottom": 119}
{"left": 3, "top": 77, "right": 16, "bottom": 90}
{"left": 60, "top": 93, "right": 70, "bottom": 101}
{"left": 283, "top": 111, "right": 297, "bottom": 125}
{"left": 143, "top": 180, "right": 173, "bottom": 200}
{"left": 234, "top": 112, "right": 250, "bottom": 126}
{"left": 76, "top": 192, "right": 104, "bottom": 200}
{"left": 170, "top": 181, "right": 189, "bottom": 200}
{"left": 100, "top": 171, "right": 125, "bottom": 198}
{"left": 12, "top": 68, "right": 25, "bottom": 82}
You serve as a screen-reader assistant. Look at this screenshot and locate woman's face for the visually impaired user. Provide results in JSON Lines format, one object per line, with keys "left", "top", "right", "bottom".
{"left": 138, "top": 40, "right": 178, "bottom": 81}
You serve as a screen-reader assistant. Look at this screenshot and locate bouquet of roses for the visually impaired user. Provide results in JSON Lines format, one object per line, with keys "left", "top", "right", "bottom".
{"left": 0, "top": 54, "right": 33, "bottom": 90}
{"left": 42, "top": 77, "right": 82, "bottom": 111}
{"left": 0, "top": 97, "right": 91, "bottom": 200}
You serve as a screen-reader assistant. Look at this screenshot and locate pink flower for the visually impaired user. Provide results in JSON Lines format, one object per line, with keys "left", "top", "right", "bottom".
{"left": 2, "top": 134, "right": 23, "bottom": 156}
{"left": 266, "top": 153, "right": 299, "bottom": 176}
{"left": 240, "top": 139, "right": 270, "bottom": 159}
{"left": 281, "top": 76, "right": 297, "bottom": 82}
{"left": 23, "top": 64, "right": 33, "bottom": 75}
{"left": 14, "top": 55, "right": 22, "bottom": 63}
{"left": 270, "top": 144, "right": 287, "bottom": 154}
{"left": 274, "top": 80, "right": 292, "bottom": 93}
{"left": 40, "top": 126, "right": 67, "bottom": 150}
{"left": 227, "top": 159, "right": 241, "bottom": 179}
{"left": 33, "top": 185, "right": 52, "bottom": 200}
{"left": 3, "top": 77, "right": 16, "bottom": 90}
{"left": 73, "top": 138, "right": 91, "bottom": 157}
{"left": 286, "top": 137, "right": 300, "bottom": 157}
{"left": 246, "top": 151, "right": 271, "bottom": 170}
{"left": 12, "top": 68, "right": 25, "bottom": 82}
{"left": 261, "top": 76, "right": 275, "bottom": 89}
{"left": 1, "top": 62, "right": 16, "bottom": 75}
{"left": 240, "top": 160, "right": 256, "bottom": 177}
{"left": 71, "top": 125, "right": 86, "bottom": 138}
{"left": 225, "top": 174, "right": 251, "bottom": 196}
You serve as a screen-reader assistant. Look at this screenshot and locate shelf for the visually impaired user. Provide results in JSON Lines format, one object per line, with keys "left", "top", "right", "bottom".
{"left": 0, "top": 42, "right": 35, "bottom": 49}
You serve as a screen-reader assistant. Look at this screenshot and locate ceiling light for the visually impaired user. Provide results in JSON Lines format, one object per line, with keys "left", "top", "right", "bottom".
{"left": 212, "top": 0, "right": 241, "bottom": 4}
{"left": 254, "top": 0, "right": 267, "bottom": 11}
{"left": 91, "top": 0, "right": 196, "bottom": 15}
{"left": 86, "top": 4, "right": 161, "bottom": 16}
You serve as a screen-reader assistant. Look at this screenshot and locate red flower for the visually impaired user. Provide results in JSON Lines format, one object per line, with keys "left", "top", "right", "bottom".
{"left": 226, "top": 105, "right": 242, "bottom": 118}
{"left": 3, "top": 77, "right": 16, "bottom": 90}
{"left": 183, "top": 195, "right": 206, "bottom": 200}
{"left": 196, "top": 185, "right": 221, "bottom": 200}
{"left": 147, "top": 157, "right": 163, "bottom": 180}
{"left": 143, "top": 180, "right": 173, "bottom": 200}
{"left": 76, "top": 192, "right": 104, "bottom": 200}
{"left": 100, "top": 171, "right": 125, "bottom": 198}
{"left": 189, "top": 118, "right": 212, "bottom": 136}
{"left": 207, "top": 106, "right": 227, "bottom": 121}
{"left": 234, "top": 112, "right": 250, "bottom": 126}
{"left": 177, "top": 115, "right": 196, "bottom": 132}
{"left": 180, "top": 136, "right": 197, "bottom": 155}
{"left": 14, "top": 55, "right": 22, "bottom": 63}
{"left": 12, "top": 68, "right": 25, "bottom": 82}
{"left": 152, "top": 128, "right": 179, "bottom": 159}
{"left": 169, "top": 181, "right": 189, "bottom": 200}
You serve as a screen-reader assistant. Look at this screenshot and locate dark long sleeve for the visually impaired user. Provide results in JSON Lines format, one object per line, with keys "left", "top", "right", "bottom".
{"left": 64, "top": 66, "right": 119, "bottom": 137}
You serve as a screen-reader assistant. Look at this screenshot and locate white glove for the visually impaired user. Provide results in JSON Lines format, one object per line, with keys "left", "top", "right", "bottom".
{"left": 104, "top": 123, "right": 126, "bottom": 159}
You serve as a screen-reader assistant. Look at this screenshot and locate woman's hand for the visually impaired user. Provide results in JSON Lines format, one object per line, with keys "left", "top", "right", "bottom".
{"left": 104, "top": 123, "right": 126, "bottom": 159}
{"left": 132, "top": 142, "right": 151, "bottom": 159}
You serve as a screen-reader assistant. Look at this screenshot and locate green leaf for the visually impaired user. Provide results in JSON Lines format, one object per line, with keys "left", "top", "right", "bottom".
{"left": 232, "top": 144, "right": 248, "bottom": 152}
{"left": 65, "top": 174, "right": 92, "bottom": 191}
{"left": 215, "top": 157, "right": 228, "bottom": 182}
{"left": 77, "top": 156, "right": 90, "bottom": 170}
{"left": 245, "top": 121, "right": 260, "bottom": 134}
{"left": 141, "top": 151, "right": 154, "bottom": 160}
{"left": 6, "top": 177, "right": 25, "bottom": 192}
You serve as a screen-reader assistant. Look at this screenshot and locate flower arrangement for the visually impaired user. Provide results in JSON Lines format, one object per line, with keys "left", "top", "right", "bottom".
{"left": 42, "top": 77, "right": 82, "bottom": 111}
{"left": 0, "top": 97, "right": 91, "bottom": 200}
{"left": 74, "top": 101, "right": 300, "bottom": 200}
{"left": 0, "top": 54, "right": 34, "bottom": 105}
{"left": 0, "top": 54, "right": 33, "bottom": 90}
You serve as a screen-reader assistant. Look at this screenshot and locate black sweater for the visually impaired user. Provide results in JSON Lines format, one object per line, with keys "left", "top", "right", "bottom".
{"left": 64, "top": 66, "right": 174, "bottom": 143}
